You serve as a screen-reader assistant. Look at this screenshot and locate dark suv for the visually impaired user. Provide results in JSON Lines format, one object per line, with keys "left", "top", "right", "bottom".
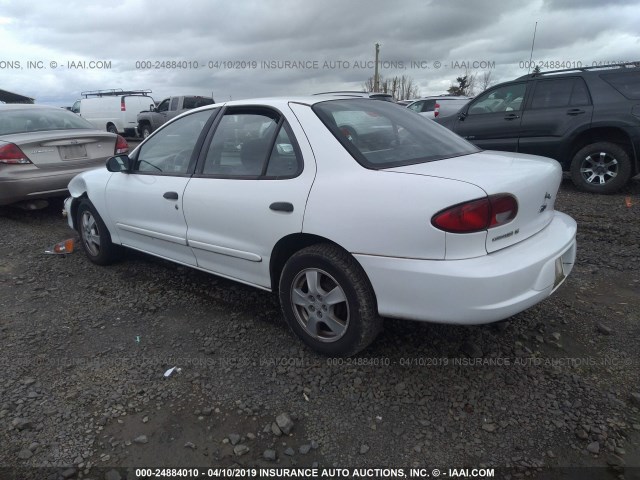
{"left": 436, "top": 62, "right": 640, "bottom": 193}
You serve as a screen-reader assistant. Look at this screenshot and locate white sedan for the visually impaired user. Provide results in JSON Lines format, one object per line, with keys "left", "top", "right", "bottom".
{"left": 64, "top": 97, "right": 577, "bottom": 356}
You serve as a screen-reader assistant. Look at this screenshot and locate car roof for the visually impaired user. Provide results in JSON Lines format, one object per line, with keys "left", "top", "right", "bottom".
{"left": 514, "top": 61, "right": 640, "bottom": 81}
{"left": 190, "top": 96, "right": 398, "bottom": 111}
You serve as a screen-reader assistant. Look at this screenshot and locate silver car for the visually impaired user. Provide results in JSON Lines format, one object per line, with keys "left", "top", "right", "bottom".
{"left": 0, "top": 104, "right": 128, "bottom": 206}
{"left": 407, "top": 96, "right": 473, "bottom": 119}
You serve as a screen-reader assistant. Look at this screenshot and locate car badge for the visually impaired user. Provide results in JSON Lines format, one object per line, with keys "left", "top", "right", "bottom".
{"left": 539, "top": 192, "right": 551, "bottom": 213}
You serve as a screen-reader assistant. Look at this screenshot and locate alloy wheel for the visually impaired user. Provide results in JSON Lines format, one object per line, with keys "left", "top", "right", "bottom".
{"left": 81, "top": 210, "right": 101, "bottom": 257}
{"left": 580, "top": 152, "right": 618, "bottom": 185}
{"left": 290, "top": 268, "right": 349, "bottom": 342}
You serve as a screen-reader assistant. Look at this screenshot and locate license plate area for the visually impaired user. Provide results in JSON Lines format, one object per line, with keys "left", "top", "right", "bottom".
{"left": 60, "top": 144, "right": 88, "bottom": 160}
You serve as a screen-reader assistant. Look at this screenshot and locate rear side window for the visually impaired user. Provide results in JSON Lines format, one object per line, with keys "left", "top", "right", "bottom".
{"left": 420, "top": 100, "right": 436, "bottom": 112}
{"left": 202, "top": 110, "right": 301, "bottom": 179}
{"left": 601, "top": 71, "right": 640, "bottom": 100}
{"left": 570, "top": 79, "right": 591, "bottom": 106}
{"left": 530, "top": 78, "right": 591, "bottom": 109}
{"left": 313, "top": 99, "right": 479, "bottom": 169}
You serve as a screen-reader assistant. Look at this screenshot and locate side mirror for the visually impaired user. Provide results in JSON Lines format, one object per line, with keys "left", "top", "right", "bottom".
{"left": 106, "top": 154, "right": 131, "bottom": 173}
{"left": 458, "top": 111, "right": 468, "bottom": 121}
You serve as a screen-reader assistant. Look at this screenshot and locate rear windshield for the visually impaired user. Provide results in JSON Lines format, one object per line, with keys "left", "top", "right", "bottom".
{"left": 183, "top": 97, "right": 215, "bottom": 109}
{"left": 601, "top": 71, "right": 640, "bottom": 100}
{"left": 313, "top": 99, "right": 479, "bottom": 169}
{"left": 0, "top": 108, "right": 95, "bottom": 135}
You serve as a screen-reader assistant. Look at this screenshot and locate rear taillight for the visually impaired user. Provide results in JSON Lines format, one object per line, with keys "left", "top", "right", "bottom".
{"left": 120, "top": 98, "right": 126, "bottom": 111}
{"left": 434, "top": 102, "right": 440, "bottom": 117}
{"left": 0, "top": 142, "right": 32, "bottom": 165}
{"left": 115, "top": 135, "right": 129, "bottom": 154}
{"left": 432, "top": 195, "right": 518, "bottom": 233}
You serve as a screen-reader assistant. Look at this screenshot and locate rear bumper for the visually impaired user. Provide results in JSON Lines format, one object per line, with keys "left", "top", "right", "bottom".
{"left": 355, "top": 211, "right": 577, "bottom": 324}
{"left": 0, "top": 171, "right": 73, "bottom": 205}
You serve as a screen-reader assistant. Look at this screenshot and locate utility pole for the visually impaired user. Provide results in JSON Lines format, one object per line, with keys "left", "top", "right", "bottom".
{"left": 373, "top": 43, "right": 380, "bottom": 92}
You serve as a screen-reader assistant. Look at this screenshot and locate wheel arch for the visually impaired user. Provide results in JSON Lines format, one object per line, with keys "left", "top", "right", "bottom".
{"left": 269, "top": 233, "right": 374, "bottom": 297}
{"left": 68, "top": 193, "right": 89, "bottom": 230}
{"left": 568, "top": 127, "right": 638, "bottom": 174}
{"left": 66, "top": 176, "right": 90, "bottom": 230}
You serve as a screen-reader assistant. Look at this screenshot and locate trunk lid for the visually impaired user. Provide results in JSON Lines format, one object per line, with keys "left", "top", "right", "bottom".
{"left": 6, "top": 130, "right": 116, "bottom": 168}
{"left": 386, "top": 151, "right": 562, "bottom": 253}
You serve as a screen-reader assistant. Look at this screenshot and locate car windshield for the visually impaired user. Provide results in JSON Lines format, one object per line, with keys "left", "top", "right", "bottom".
{"left": 313, "top": 99, "right": 479, "bottom": 169}
{"left": 0, "top": 108, "right": 96, "bottom": 135}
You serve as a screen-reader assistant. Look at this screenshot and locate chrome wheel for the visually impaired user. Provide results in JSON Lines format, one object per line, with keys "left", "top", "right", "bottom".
{"left": 290, "top": 268, "right": 349, "bottom": 342}
{"left": 580, "top": 152, "right": 618, "bottom": 185}
{"left": 81, "top": 210, "right": 101, "bottom": 257}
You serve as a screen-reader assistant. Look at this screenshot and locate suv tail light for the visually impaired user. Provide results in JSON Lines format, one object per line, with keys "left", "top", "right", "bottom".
{"left": 0, "top": 142, "right": 32, "bottom": 165}
{"left": 115, "top": 135, "right": 129, "bottom": 154}
{"left": 434, "top": 102, "right": 440, "bottom": 117}
{"left": 432, "top": 195, "right": 518, "bottom": 233}
{"left": 120, "top": 98, "right": 126, "bottom": 111}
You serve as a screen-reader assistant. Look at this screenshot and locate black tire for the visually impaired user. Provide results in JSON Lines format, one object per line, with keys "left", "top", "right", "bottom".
{"left": 279, "top": 244, "right": 382, "bottom": 356}
{"left": 570, "top": 142, "right": 632, "bottom": 194}
{"left": 106, "top": 124, "right": 118, "bottom": 134}
{"left": 140, "top": 124, "right": 152, "bottom": 139}
{"left": 76, "top": 199, "right": 121, "bottom": 265}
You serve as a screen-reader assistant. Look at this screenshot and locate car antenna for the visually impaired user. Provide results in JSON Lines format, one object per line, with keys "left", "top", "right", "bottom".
{"left": 527, "top": 21, "right": 538, "bottom": 75}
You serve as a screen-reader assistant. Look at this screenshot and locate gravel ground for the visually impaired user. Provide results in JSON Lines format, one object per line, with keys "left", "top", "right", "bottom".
{"left": 1, "top": 175, "right": 639, "bottom": 480}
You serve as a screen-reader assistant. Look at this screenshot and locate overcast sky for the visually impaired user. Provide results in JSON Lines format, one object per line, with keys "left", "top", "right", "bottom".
{"left": 1, "top": 0, "right": 639, "bottom": 106}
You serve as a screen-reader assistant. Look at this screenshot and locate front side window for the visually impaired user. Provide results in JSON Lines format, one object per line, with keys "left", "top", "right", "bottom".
{"left": 156, "top": 99, "right": 170, "bottom": 113}
{"left": 202, "top": 110, "right": 301, "bottom": 178}
{"left": 169, "top": 97, "right": 180, "bottom": 111}
{"left": 468, "top": 83, "right": 527, "bottom": 114}
{"left": 313, "top": 99, "right": 479, "bottom": 169}
{"left": 133, "top": 110, "right": 213, "bottom": 174}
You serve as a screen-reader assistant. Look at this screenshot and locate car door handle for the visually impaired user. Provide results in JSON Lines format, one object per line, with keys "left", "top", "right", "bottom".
{"left": 163, "top": 191, "right": 179, "bottom": 200}
{"left": 567, "top": 108, "right": 585, "bottom": 116}
{"left": 504, "top": 113, "right": 520, "bottom": 120}
{"left": 270, "top": 202, "right": 294, "bottom": 212}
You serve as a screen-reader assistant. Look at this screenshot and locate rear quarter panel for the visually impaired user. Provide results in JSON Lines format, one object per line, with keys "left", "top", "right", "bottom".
{"left": 289, "top": 102, "right": 486, "bottom": 260}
